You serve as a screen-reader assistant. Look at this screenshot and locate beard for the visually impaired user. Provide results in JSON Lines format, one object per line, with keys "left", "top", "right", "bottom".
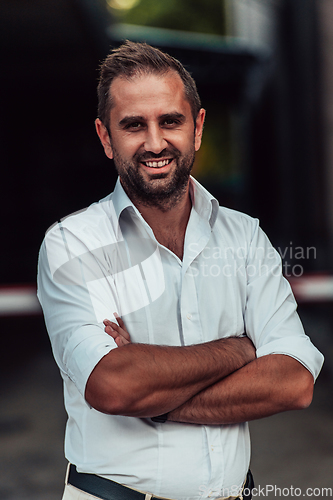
{"left": 111, "top": 142, "right": 196, "bottom": 211}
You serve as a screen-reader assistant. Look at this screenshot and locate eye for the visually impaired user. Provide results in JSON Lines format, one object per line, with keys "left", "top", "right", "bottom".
{"left": 125, "top": 122, "right": 144, "bottom": 130}
{"left": 162, "top": 118, "right": 179, "bottom": 127}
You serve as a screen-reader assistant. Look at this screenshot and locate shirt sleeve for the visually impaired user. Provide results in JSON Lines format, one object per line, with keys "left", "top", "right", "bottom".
{"left": 37, "top": 224, "right": 119, "bottom": 397}
{"left": 243, "top": 220, "right": 324, "bottom": 381}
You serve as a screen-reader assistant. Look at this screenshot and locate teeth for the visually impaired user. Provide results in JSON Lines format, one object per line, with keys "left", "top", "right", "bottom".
{"left": 144, "top": 159, "right": 171, "bottom": 168}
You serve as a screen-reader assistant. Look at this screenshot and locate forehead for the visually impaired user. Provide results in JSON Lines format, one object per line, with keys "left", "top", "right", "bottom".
{"left": 109, "top": 71, "right": 191, "bottom": 120}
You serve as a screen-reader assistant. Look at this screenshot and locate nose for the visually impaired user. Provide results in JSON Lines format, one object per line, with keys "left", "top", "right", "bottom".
{"left": 144, "top": 124, "right": 167, "bottom": 154}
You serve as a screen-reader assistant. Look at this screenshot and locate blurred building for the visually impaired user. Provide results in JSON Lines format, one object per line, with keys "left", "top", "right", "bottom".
{"left": 227, "top": 0, "right": 278, "bottom": 49}
{"left": 318, "top": 0, "right": 333, "bottom": 258}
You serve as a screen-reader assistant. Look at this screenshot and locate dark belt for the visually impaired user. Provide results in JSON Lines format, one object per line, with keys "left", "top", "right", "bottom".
{"left": 68, "top": 464, "right": 254, "bottom": 500}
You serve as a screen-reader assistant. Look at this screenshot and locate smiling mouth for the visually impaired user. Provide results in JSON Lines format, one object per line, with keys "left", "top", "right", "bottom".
{"left": 141, "top": 158, "right": 173, "bottom": 168}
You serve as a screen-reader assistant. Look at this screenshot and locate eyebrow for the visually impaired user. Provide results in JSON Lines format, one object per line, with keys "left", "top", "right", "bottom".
{"left": 159, "top": 112, "right": 186, "bottom": 123}
{"left": 119, "top": 115, "right": 145, "bottom": 127}
{"left": 118, "top": 112, "right": 186, "bottom": 127}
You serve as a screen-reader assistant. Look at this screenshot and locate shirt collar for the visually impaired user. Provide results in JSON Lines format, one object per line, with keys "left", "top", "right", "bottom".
{"left": 111, "top": 177, "right": 135, "bottom": 220}
{"left": 189, "top": 176, "right": 219, "bottom": 228}
{"left": 110, "top": 176, "right": 219, "bottom": 228}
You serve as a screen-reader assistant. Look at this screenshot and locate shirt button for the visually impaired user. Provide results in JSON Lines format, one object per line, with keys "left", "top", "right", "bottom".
{"left": 187, "top": 313, "right": 192, "bottom": 320}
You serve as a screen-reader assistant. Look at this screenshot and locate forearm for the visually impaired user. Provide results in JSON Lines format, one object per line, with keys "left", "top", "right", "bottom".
{"left": 85, "top": 336, "right": 255, "bottom": 417}
{"left": 168, "top": 354, "right": 314, "bottom": 425}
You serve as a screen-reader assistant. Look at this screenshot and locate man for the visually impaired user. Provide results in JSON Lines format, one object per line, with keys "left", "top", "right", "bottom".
{"left": 37, "top": 41, "right": 324, "bottom": 500}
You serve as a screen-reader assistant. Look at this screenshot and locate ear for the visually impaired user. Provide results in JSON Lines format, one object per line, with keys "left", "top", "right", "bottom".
{"left": 194, "top": 108, "right": 206, "bottom": 152}
{"left": 95, "top": 118, "right": 114, "bottom": 159}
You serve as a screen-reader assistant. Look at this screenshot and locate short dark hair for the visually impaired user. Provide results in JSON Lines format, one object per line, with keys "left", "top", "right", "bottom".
{"left": 97, "top": 40, "right": 201, "bottom": 130}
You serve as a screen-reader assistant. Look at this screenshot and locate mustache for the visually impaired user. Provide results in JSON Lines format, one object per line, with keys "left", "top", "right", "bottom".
{"left": 135, "top": 147, "right": 180, "bottom": 163}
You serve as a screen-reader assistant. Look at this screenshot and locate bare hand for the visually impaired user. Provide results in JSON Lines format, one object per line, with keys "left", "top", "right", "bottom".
{"left": 103, "top": 314, "right": 131, "bottom": 347}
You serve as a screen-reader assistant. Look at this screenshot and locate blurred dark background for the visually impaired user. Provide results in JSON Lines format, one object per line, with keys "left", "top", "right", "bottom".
{"left": 1, "top": 0, "right": 333, "bottom": 498}
{"left": 1, "top": 0, "right": 331, "bottom": 286}
{"left": 1, "top": 0, "right": 333, "bottom": 364}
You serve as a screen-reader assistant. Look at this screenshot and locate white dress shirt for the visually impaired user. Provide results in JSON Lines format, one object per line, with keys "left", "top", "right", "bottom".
{"left": 37, "top": 177, "right": 324, "bottom": 500}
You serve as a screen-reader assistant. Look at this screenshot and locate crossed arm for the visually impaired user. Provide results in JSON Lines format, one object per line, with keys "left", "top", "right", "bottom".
{"left": 85, "top": 317, "right": 314, "bottom": 425}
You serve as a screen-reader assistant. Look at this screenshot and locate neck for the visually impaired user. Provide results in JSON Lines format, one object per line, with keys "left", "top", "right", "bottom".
{"left": 130, "top": 183, "right": 192, "bottom": 260}
{"left": 138, "top": 190, "right": 192, "bottom": 232}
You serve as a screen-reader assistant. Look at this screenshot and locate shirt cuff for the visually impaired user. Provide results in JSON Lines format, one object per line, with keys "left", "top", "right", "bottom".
{"left": 64, "top": 325, "right": 117, "bottom": 396}
{"left": 256, "top": 336, "right": 324, "bottom": 381}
